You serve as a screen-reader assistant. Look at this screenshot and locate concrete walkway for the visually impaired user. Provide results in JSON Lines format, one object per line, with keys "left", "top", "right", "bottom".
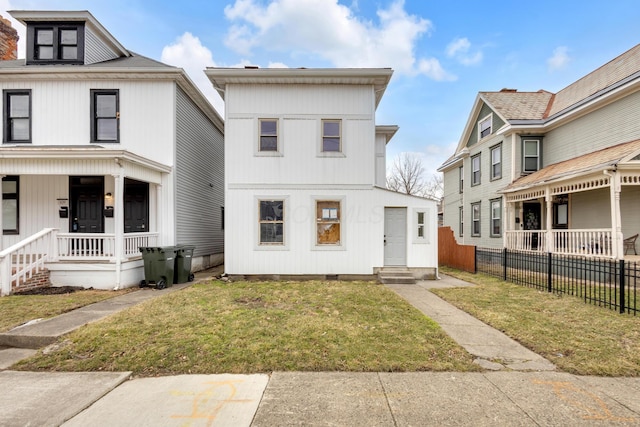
{"left": 1, "top": 272, "right": 639, "bottom": 426}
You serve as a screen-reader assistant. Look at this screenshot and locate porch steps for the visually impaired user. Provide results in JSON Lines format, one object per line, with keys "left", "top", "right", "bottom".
{"left": 378, "top": 268, "right": 415, "bottom": 285}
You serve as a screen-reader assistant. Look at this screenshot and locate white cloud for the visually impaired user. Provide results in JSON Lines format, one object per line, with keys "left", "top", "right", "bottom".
{"left": 446, "top": 37, "right": 482, "bottom": 66}
{"left": 161, "top": 32, "right": 225, "bottom": 115}
{"left": 547, "top": 46, "right": 570, "bottom": 71}
{"left": 223, "top": 0, "right": 454, "bottom": 81}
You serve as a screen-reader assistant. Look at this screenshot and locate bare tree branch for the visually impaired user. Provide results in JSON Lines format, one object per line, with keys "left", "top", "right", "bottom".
{"left": 386, "top": 153, "right": 426, "bottom": 196}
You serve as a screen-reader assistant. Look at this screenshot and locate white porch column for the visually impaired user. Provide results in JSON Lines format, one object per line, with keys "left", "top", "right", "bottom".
{"left": 545, "top": 188, "right": 554, "bottom": 253}
{"left": 607, "top": 170, "right": 623, "bottom": 259}
{"left": 113, "top": 172, "right": 124, "bottom": 288}
{"left": 0, "top": 175, "right": 4, "bottom": 252}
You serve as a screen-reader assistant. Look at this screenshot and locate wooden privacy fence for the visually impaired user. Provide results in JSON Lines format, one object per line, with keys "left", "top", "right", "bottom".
{"left": 438, "top": 226, "right": 476, "bottom": 273}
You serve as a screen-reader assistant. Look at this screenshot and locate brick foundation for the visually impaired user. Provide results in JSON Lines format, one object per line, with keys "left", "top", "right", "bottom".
{"left": 12, "top": 269, "right": 52, "bottom": 293}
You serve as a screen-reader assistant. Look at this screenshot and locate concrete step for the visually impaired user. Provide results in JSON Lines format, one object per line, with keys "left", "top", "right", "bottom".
{"left": 378, "top": 269, "right": 416, "bottom": 285}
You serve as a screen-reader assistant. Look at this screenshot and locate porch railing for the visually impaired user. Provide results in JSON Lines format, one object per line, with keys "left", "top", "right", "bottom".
{"left": 505, "top": 229, "right": 613, "bottom": 257}
{"left": 0, "top": 228, "right": 57, "bottom": 296}
{"left": 56, "top": 232, "right": 159, "bottom": 261}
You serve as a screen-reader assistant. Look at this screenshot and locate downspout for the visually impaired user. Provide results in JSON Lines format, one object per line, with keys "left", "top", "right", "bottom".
{"left": 113, "top": 158, "right": 125, "bottom": 290}
{"left": 603, "top": 169, "right": 622, "bottom": 259}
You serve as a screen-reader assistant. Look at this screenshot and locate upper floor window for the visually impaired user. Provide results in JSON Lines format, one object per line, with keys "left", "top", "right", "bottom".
{"left": 3, "top": 90, "right": 31, "bottom": 143}
{"left": 459, "top": 207, "right": 464, "bottom": 237}
{"left": 91, "top": 90, "right": 119, "bottom": 143}
{"left": 259, "top": 119, "right": 278, "bottom": 152}
{"left": 471, "top": 154, "right": 481, "bottom": 186}
{"left": 458, "top": 166, "right": 464, "bottom": 193}
{"left": 27, "top": 23, "right": 84, "bottom": 64}
{"left": 490, "top": 198, "right": 502, "bottom": 237}
{"left": 322, "top": 120, "right": 341, "bottom": 153}
{"left": 316, "top": 200, "right": 341, "bottom": 245}
{"left": 490, "top": 144, "right": 502, "bottom": 180}
{"left": 2, "top": 176, "right": 19, "bottom": 234}
{"left": 523, "top": 139, "right": 541, "bottom": 173}
{"left": 478, "top": 114, "right": 492, "bottom": 140}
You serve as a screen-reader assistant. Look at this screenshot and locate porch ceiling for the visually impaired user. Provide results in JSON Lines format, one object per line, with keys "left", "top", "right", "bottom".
{"left": 501, "top": 139, "right": 640, "bottom": 197}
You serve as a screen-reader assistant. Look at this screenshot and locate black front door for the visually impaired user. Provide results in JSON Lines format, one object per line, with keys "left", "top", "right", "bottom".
{"left": 124, "top": 178, "right": 149, "bottom": 233}
{"left": 523, "top": 202, "right": 541, "bottom": 249}
{"left": 70, "top": 176, "right": 104, "bottom": 233}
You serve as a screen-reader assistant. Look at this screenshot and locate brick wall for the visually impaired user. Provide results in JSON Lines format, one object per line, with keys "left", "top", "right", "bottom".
{"left": 12, "top": 269, "right": 52, "bottom": 293}
{"left": 0, "top": 15, "right": 18, "bottom": 61}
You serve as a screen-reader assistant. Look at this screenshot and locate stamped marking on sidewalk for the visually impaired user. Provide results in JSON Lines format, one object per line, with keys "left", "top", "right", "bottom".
{"left": 532, "top": 379, "right": 636, "bottom": 422}
{"left": 170, "top": 379, "right": 251, "bottom": 426}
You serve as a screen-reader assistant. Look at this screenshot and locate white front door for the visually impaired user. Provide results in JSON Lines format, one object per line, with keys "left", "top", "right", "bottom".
{"left": 384, "top": 207, "right": 407, "bottom": 266}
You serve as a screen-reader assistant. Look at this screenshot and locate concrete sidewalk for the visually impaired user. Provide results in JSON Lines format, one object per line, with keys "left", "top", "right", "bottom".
{"left": 1, "top": 271, "right": 639, "bottom": 426}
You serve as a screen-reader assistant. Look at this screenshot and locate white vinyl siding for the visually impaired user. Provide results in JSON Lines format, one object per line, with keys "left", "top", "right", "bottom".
{"left": 84, "top": 25, "right": 120, "bottom": 64}
{"left": 175, "top": 86, "right": 224, "bottom": 258}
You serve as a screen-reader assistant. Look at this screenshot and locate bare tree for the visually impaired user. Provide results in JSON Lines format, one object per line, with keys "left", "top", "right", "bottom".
{"left": 386, "top": 153, "right": 426, "bottom": 196}
{"left": 423, "top": 173, "right": 443, "bottom": 201}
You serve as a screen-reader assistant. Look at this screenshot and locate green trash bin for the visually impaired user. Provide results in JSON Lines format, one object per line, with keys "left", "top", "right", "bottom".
{"left": 174, "top": 245, "right": 196, "bottom": 284}
{"left": 139, "top": 246, "right": 177, "bottom": 289}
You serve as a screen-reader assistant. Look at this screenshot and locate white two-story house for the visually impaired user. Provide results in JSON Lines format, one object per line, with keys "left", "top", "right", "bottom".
{"left": 439, "top": 43, "right": 640, "bottom": 260}
{"left": 0, "top": 10, "right": 224, "bottom": 294}
{"left": 206, "top": 67, "right": 437, "bottom": 280}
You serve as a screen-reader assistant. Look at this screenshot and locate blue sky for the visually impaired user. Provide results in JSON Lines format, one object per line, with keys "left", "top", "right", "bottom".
{"left": 1, "top": 0, "right": 639, "bottom": 179}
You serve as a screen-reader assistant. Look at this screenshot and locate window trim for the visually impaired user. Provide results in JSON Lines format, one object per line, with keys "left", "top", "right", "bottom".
{"left": 2, "top": 176, "right": 19, "bottom": 235}
{"left": 257, "top": 118, "right": 282, "bottom": 156}
{"left": 312, "top": 196, "right": 346, "bottom": 250}
{"left": 256, "top": 197, "right": 288, "bottom": 250}
{"left": 490, "top": 198, "right": 502, "bottom": 237}
{"left": 471, "top": 202, "right": 481, "bottom": 237}
{"left": 471, "top": 154, "right": 481, "bottom": 186}
{"left": 318, "top": 119, "right": 344, "bottom": 157}
{"left": 3, "top": 90, "right": 32, "bottom": 144}
{"left": 414, "top": 209, "right": 428, "bottom": 243}
{"left": 478, "top": 114, "right": 492, "bottom": 140}
{"left": 90, "top": 89, "right": 120, "bottom": 143}
{"left": 523, "top": 139, "right": 541, "bottom": 173}
{"left": 490, "top": 143, "right": 502, "bottom": 180}
{"left": 26, "top": 22, "right": 85, "bottom": 65}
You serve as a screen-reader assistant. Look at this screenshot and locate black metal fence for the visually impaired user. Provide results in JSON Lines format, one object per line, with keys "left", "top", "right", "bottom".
{"left": 476, "top": 248, "right": 639, "bottom": 315}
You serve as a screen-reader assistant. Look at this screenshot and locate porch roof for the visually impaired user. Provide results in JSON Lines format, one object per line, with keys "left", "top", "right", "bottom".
{"left": 500, "top": 139, "right": 640, "bottom": 194}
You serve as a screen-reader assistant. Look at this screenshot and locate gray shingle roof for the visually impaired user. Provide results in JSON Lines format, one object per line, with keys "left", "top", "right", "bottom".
{"left": 480, "top": 90, "right": 553, "bottom": 120}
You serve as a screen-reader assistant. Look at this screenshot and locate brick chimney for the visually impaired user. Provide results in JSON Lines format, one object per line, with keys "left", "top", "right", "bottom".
{"left": 0, "top": 15, "right": 18, "bottom": 60}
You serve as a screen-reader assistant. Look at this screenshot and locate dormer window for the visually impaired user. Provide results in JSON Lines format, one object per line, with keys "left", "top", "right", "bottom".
{"left": 478, "top": 114, "right": 492, "bottom": 140}
{"left": 27, "top": 23, "right": 84, "bottom": 64}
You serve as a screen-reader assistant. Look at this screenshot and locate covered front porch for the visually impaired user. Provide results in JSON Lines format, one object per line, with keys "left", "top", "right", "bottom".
{"left": 501, "top": 140, "right": 640, "bottom": 260}
{"left": 1, "top": 147, "right": 172, "bottom": 295}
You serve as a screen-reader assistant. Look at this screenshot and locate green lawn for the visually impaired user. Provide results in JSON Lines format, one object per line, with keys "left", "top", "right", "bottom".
{"left": 435, "top": 268, "right": 640, "bottom": 376}
{"left": 14, "top": 280, "right": 480, "bottom": 376}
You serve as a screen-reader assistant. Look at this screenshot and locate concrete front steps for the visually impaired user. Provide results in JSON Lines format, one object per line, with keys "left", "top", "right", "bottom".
{"left": 378, "top": 268, "right": 416, "bottom": 285}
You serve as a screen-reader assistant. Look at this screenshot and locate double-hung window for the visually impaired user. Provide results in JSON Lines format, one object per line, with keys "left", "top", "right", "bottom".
{"left": 259, "top": 200, "right": 284, "bottom": 245}
{"left": 3, "top": 90, "right": 31, "bottom": 143}
{"left": 490, "top": 199, "right": 502, "bottom": 237}
{"left": 417, "top": 211, "right": 425, "bottom": 239}
{"left": 2, "top": 176, "right": 19, "bottom": 234}
{"left": 259, "top": 119, "right": 278, "bottom": 152}
{"left": 471, "top": 154, "right": 481, "bottom": 186}
{"left": 91, "top": 90, "right": 119, "bottom": 143}
{"left": 459, "top": 207, "right": 464, "bottom": 237}
{"left": 471, "top": 202, "right": 481, "bottom": 237}
{"left": 523, "top": 139, "right": 541, "bottom": 173}
{"left": 28, "top": 23, "right": 84, "bottom": 64}
{"left": 478, "top": 114, "right": 492, "bottom": 139}
{"left": 490, "top": 144, "right": 502, "bottom": 180}
{"left": 458, "top": 166, "right": 464, "bottom": 193}
{"left": 321, "top": 120, "right": 341, "bottom": 153}
{"left": 316, "top": 200, "right": 341, "bottom": 245}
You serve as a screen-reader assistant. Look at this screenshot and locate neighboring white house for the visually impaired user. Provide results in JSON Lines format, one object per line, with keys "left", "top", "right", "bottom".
{"left": 0, "top": 10, "right": 224, "bottom": 294}
{"left": 438, "top": 43, "right": 640, "bottom": 260}
{"left": 205, "top": 67, "right": 437, "bottom": 280}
